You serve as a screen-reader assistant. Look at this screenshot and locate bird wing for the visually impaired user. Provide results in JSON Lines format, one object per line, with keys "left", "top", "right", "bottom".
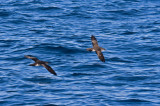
{"left": 96, "top": 51, "right": 105, "bottom": 62}
{"left": 42, "top": 64, "right": 57, "bottom": 76}
{"left": 25, "top": 55, "right": 39, "bottom": 62}
{"left": 91, "top": 35, "right": 98, "bottom": 47}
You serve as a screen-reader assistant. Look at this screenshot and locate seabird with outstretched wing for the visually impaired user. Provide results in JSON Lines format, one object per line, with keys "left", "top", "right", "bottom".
{"left": 87, "top": 35, "right": 105, "bottom": 62}
{"left": 25, "top": 55, "right": 57, "bottom": 75}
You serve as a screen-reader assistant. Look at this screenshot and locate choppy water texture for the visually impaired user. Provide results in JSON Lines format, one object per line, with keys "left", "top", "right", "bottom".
{"left": 0, "top": 0, "right": 160, "bottom": 106}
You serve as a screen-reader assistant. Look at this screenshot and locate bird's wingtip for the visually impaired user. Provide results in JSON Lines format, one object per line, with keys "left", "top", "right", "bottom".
{"left": 24, "top": 55, "right": 32, "bottom": 57}
{"left": 24, "top": 55, "right": 29, "bottom": 58}
{"left": 91, "top": 35, "right": 96, "bottom": 40}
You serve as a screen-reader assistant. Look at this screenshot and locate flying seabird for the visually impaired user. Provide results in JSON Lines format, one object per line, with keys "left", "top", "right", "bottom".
{"left": 87, "top": 35, "right": 105, "bottom": 62}
{"left": 25, "top": 55, "right": 57, "bottom": 76}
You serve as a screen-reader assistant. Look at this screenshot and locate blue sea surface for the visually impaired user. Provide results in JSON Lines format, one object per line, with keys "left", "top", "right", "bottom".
{"left": 0, "top": 0, "right": 160, "bottom": 105}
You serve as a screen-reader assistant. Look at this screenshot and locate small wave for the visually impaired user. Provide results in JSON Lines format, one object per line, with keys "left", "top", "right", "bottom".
{"left": 2, "top": 56, "right": 24, "bottom": 61}
{"left": 111, "top": 75, "right": 148, "bottom": 81}
{"left": 72, "top": 63, "right": 106, "bottom": 70}
{"left": 150, "top": 47, "right": 160, "bottom": 51}
{"left": 109, "top": 57, "right": 133, "bottom": 63}
{"left": 108, "top": 9, "right": 140, "bottom": 16}
{"left": 38, "top": 44, "right": 85, "bottom": 54}
{"left": 0, "top": 39, "right": 19, "bottom": 43}
{"left": 150, "top": 28, "right": 160, "bottom": 33}
{"left": 43, "top": 104, "right": 59, "bottom": 106}
{"left": 37, "top": 6, "right": 62, "bottom": 11}
{"left": 72, "top": 73, "right": 92, "bottom": 76}
{"left": 0, "top": 76, "right": 8, "bottom": 84}
{"left": 33, "top": 19, "right": 48, "bottom": 23}
{"left": 0, "top": 40, "right": 20, "bottom": 49}
{"left": 121, "top": 31, "right": 137, "bottom": 35}
{"left": 0, "top": 100, "right": 7, "bottom": 104}
{"left": 0, "top": 9, "right": 12, "bottom": 17}
{"left": 117, "top": 99, "right": 150, "bottom": 103}
{"left": 23, "top": 76, "right": 54, "bottom": 84}
{"left": 9, "top": 19, "right": 31, "bottom": 25}
{"left": 65, "top": 10, "right": 92, "bottom": 19}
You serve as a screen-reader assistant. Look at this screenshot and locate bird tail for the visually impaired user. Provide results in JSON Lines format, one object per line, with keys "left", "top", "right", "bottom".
{"left": 100, "top": 47, "right": 105, "bottom": 51}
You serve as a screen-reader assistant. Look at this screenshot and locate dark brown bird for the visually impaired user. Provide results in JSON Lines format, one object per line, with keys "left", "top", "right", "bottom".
{"left": 25, "top": 55, "right": 57, "bottom": 76}
{"left": 87, "top": 35, "right": 105, "bottom": 62}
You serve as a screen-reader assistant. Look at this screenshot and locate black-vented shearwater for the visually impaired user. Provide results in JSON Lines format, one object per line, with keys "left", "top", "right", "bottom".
{"left": 25, "top": 55, "right": 57, "bottom": 76}
{"left": 87, "top": 35, "right": 105, "bottom": 62}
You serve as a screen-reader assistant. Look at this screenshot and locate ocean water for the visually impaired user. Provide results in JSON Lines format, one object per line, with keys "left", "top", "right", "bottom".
{"left": 0, "top": 0, "right": 160, "bottom": 105}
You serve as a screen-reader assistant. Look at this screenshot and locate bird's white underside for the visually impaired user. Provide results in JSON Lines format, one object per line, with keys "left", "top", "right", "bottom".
{"left": 35, "top": 64, "right": 40, "bottom": 66}
{"left": 91, "top": 49, "right": 105, "bottom": 51}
